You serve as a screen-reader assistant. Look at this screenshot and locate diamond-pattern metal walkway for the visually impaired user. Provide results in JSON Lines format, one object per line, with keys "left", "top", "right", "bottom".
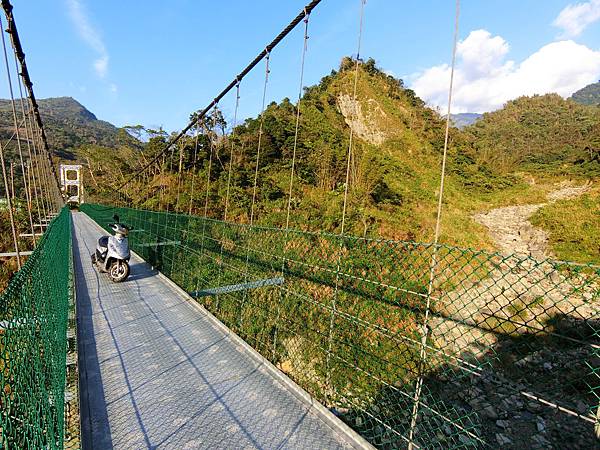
{"left": 72, "top": 212, "right": 370, "bottom": 450}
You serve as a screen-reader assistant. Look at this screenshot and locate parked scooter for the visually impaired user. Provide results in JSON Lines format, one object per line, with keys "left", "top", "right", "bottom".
{"left": 91, "top": 214, "right": 131, "bottom": 282}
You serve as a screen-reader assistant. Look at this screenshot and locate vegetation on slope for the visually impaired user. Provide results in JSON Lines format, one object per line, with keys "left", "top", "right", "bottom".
{"left": 467, "top": 94, "right": 600, "bottom": 177}
{"left": 4, "top": 59, "right": 600, "bottom": 276}
{"left": 570, "top": 80, "right": 600, "bottom": 106}
{"left": 0, "top": 200, "right": 34, "bottom": 291}
{"left": 82, "top": 58, "right": 542, "bottom": 250}
{"left": 0, "top": 97, "right": 138, "bottom": 160}
{"left": 530, "top": 185, "right": 600, "bottom": 264}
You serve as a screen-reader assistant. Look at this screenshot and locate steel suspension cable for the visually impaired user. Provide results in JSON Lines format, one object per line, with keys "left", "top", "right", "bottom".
{"left": 13, "top": 49, "right": 42, "bottom": 241}
{"left": 9, "top": 161, "right": 13, "bottom": 198}
{"left": 203, "top": 110, "right": 218, "bottom": 222}
{"left": 26, "top": 114, "right": 48, "bottom": 220}
{"left": 17, "top": 86, "right": 43, "bottom": 231}
{"left": 223, "top": 83, "right": 241, "bottom": 222}
{"left": 0, "top": 14, "right": 36, "bottom": 242}
{"left": 0, "top": 141, "right": 20, "bottom": 267}
{"left": 34, "top": 123, "right": 53, "bottom": 216}
{"left": 29, "top": 109, "right": 52, "bottom": 214}
{"left": 180, "top": 123, "right": 202, "bottom": 291}
{"left": 238, "top": 55, "right": 272, "bottom": 327}
{"left": 284, "top": 10, "right": 310, "bottom": 231}
{"left": 199, "top": 112, "right": 218, "bottom": 265}
{"left": 188, "top": 125, "right": 201, "bottom": 216}
{"left": 115, "top": 0, "right": 323, "bottom": 192}
{"left": 273, "top": 9, "right": 311, "bottom": 360}
{"left": 407, "top": 1, "right": 461, "bottom": 448}
{"left": 325, "top": 0, "right": 367, "bottom": 399}
{"left": 212, "top": 86, "right": 241, "bottom": 310}
{"left": 2, "top": 0, "right": 62, "bottom": 203}
{"left": 340, "top": 0, "right": 366, "bottom": 236}
{"left": 174, "top": 140, "right": 184, "bottom": 214}
{"left": 249, "top": 54, "right": 271, "bottom": 226}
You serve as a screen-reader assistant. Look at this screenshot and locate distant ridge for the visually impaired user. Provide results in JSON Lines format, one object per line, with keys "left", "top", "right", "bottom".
{"left": 450, "top": 112, "right": 482, "bottom": 128}
{"left": 0, "top": 96, "right": 129, "bottom": 159}
{"left": 570, "top": 81, "right": 600, "bottom": 106}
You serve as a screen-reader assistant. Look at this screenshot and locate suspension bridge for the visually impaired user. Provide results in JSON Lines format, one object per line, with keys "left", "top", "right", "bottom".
{"left": 1, "top": 1, "right": 599, "bottom": 449}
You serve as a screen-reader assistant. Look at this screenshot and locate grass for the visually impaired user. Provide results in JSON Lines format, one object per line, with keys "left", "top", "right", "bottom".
{"left": 530, "top": 183, "right": 600, "bottom": 265}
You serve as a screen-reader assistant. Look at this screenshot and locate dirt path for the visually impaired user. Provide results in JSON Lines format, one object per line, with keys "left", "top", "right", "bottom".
{"left": 472, "top": 184, "right": 591, "bottom": 259}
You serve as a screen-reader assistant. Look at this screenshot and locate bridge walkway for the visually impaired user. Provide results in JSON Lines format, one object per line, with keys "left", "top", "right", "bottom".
{"left": 72, "top": 212, "right": 368, "bottom": 450}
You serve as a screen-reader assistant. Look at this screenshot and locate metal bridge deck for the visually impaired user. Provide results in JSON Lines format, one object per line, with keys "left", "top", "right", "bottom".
{"left": 72, "top": 212, "right": 366, "bottom": 450}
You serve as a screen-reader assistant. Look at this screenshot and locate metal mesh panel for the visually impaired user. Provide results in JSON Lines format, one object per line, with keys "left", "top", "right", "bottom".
{"left": 81, "top": 203, "right": 600, "bottom": 449}
{"left": 0, "top": 207, "right": 74, "bottom": 449}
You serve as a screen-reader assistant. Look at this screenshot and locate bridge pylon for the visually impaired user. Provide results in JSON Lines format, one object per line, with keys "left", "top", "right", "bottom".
{"left": 59, "top": 164, "right": 84, "bottom": 205}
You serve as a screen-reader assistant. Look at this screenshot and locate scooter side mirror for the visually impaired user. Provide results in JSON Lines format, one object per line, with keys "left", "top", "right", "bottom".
{"left": 113, "top": 214, "right": 120, "bottom": 223}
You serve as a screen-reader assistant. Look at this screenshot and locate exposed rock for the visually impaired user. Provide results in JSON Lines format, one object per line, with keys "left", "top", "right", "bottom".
{"left": 532, "top": 434, "right": 551, "bottom": 448}
{"left": 576, "top": 400, "right": 588, "bottom": 415}
{"left": 419, "top": 183, "right": 598, "bottom": 448}
{"left": 527, "top": 402, "right": 544, "bottom": 413}
{"left": 459, "top": 435, "right": 475, "bottom": 446}
{"left": 496, "top": 419, "right": 510, "bottom": 428}
{"left": 536, "top": 417, "right": 546, "bottom": 432}
{"left": 337, "top": 94, "right": 387, "bottom": 145}
{"left": 430, "top": 183, "right": 597, "bottom": 360}
{"left": 482, "top": 404, "right": 499, "bottom": 420}
{"left": 496, "top": 433, "right": 512, "bottom": 446}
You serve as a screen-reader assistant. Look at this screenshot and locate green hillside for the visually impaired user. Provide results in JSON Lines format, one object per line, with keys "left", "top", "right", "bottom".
{"left": 531, "top": 186, "right": 600, "bottom": 264}
{"left": 570, "top": 81, "right": 600, "bottom": 106}
{"left": 467, "top": 94, "right": 600, "bottom": 177}
{"left": 4, "top": 59, "right": 598, "bottom": 267}
{"left": 0, "top": 96, "right": 135, "bottom": 159}
{"left": 84, "top": 58, "right": 542, "bottom": 249}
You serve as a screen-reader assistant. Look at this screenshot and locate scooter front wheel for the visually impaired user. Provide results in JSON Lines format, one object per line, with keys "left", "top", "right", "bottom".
{"left": 108, "top": 260, "right": 130, "bottom": 283}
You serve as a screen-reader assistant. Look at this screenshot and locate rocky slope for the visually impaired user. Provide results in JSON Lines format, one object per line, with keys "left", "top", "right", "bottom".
{"left": 428, "top": 183, "right": 598, "bottom": 448}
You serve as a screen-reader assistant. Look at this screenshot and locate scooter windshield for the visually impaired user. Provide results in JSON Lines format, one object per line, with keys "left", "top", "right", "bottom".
{"left": 108, "top": 236, "right": 130, "bottom": 259}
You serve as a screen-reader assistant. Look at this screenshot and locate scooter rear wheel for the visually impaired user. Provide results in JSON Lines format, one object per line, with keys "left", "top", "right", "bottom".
{"left": 108, "top": 260, "right": 130, "bottom": 282}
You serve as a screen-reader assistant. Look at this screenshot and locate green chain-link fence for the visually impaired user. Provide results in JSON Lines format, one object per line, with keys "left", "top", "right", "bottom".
{"left": 0, "top": 207, "right": 75, "bottom": 449}
{"left": 82, "top": 203, "right": 600, "bottom": 449}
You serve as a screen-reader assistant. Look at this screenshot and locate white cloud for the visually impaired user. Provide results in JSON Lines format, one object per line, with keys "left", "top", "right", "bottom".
{"left": 65, "top": 0, "right": 109, "bottom": 78}
{"left": 410, "top": 29, "right": 600, "bottom": 113}
{"left": 109, "top": 83, "right": 118, "bottom": 94}
{"left": 553, "top": 0, "right": 600, "bottom": 38}
{"left": 93, "top": 55, "right": 108, "bottom": 79}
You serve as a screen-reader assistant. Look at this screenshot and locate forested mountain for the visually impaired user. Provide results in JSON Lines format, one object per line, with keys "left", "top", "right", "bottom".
{"left": 82, "top": 58, "right": 532, "bottom": 247}
{"left": 467, "top": 94, "right": 600, "bottom": 176}
{"left": 0, "top": 96, "right": 135, "bottom": 159}
{"left": 2, "top": 58, "right": 600, "bottom": 284}
{"left": 570, "top": 81, "right": 600, "bottom": 106}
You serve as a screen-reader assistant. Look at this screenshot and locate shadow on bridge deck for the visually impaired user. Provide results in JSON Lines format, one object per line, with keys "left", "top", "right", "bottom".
{"left": 72, "top": 212, "right": 370, "bottom": 450}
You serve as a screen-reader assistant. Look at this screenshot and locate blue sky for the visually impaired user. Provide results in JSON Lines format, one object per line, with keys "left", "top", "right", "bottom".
{"left": 5, "top": 0, "right": 600, "bottom": 131}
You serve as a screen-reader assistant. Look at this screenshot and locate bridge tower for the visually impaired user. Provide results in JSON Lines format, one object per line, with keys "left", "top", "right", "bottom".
{"left": 59, "top": 164, "right": 84, "bottom": 204}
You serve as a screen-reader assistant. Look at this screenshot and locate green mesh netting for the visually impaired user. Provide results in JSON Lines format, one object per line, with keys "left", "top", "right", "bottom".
{"left": 0, "top": 207, "right": 73, "bottom": 449}
{"left": 81, "top": 203, "right": 600, "bottom": 449}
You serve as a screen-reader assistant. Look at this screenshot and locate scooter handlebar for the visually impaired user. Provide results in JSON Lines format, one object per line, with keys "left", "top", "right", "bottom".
{"left": 107, "top": 223, "right": 134, "bottom": 231}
